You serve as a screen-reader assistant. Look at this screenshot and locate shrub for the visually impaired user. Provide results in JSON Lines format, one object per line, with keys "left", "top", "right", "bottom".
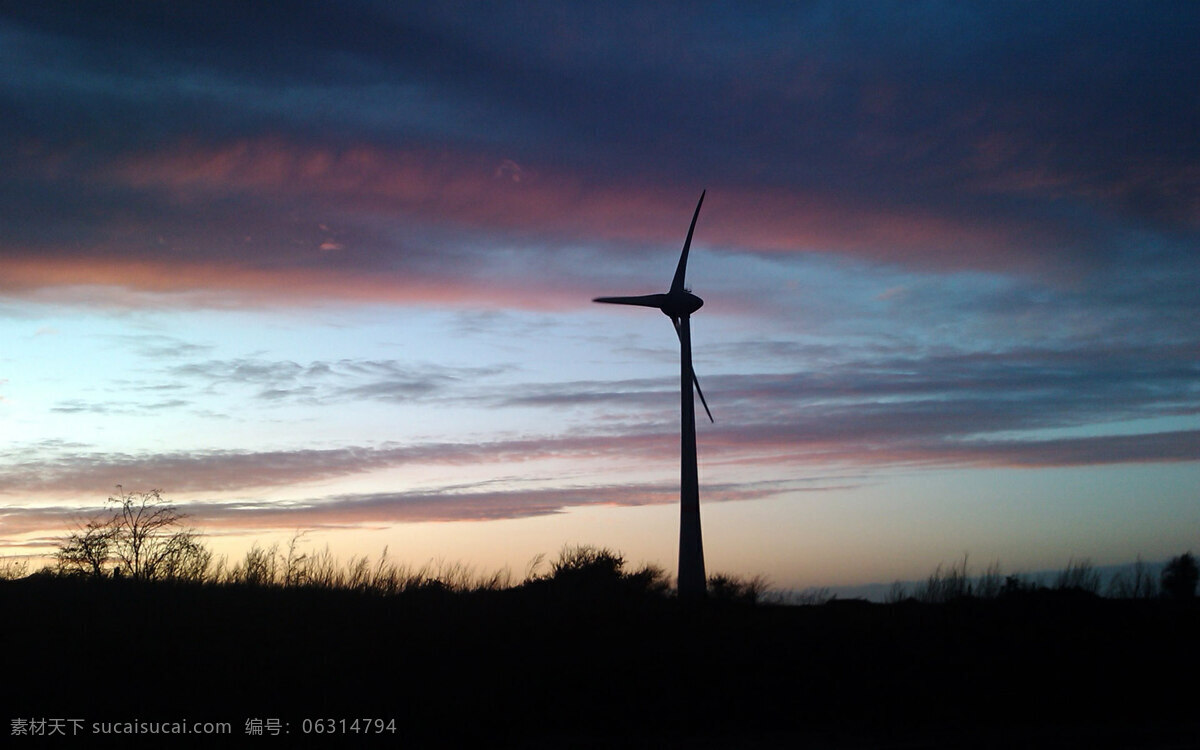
{"left": 546, "top": 545, "right": 627, "bottom": 594}
{"left": 529, "top": 545, "right": 673, "bottom": 600}
{"left": 550, "top": 545, "right": 625, "bottom": 580}
{"left": 708, "top": 573, "right": 769, "bottom": 604}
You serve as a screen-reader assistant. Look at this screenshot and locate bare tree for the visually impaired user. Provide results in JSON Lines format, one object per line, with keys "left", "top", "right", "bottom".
{"left": 109, "top": 488, "right": 184, "bottom": 580}
{"left": 57, "top": 518, "right": 118, "bottom": 577}
{"left": 56, "top": 487, "right": 210, "bottom": 581}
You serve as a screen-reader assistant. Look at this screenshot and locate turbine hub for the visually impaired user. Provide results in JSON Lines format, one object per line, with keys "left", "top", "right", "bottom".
{"left": 660, "top": 290, "right": 704, "bottom": 318}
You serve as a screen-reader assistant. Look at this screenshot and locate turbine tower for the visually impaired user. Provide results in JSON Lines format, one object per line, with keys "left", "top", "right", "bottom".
{"left": 594, "top": 191, "right": 712, "bottom": 600}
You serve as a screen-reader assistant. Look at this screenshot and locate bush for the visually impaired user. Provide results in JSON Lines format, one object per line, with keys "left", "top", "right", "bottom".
{"left": 524, "top": 545, "right": 672, "bottom": 600}
{"left": 545, "top": 545, "right": 627, "bottom": 595}
{"left": 707, "top": 573, "right": 769, "bottom": 604}
{"left": 550, "top": 545, "right": 625, "bottom": 580}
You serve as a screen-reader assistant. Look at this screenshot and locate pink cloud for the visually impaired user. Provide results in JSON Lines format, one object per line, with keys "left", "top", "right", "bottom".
{"left": 0, "top": 481, "right": 795, "bottom": 543}
{"left": 110, "top": 138, "right": 1045, "bottom": 263}
{"left": 0, "top": 253, "right": 581, "bottom": 311}
{"left": 8, "top": 137, "right": 1074, "bottom": 304}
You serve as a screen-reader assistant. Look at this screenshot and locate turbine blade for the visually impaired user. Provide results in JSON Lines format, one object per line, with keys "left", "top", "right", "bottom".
{"left": 670, "top": 190, "right": 706, "bottom": 295}
{"left": 672, "top": 316, "right": 714, "bottom": 423}
{"left": 593, "top": 294, "right": 668, "bottom": 309}
{"left": 692, "top": 367, "right": 714, "bottom": 423}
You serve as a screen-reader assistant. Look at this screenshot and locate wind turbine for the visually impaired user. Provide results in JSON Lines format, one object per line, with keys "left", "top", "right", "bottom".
{"left": 594, "top": 190, "right": 712, "bottom": 600}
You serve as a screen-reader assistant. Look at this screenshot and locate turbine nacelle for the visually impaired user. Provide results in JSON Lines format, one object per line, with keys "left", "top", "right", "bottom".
{"left": 662, "top": 290, "right": 704, "bottom": 318}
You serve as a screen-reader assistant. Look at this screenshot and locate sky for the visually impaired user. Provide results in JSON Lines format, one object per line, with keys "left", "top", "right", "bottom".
{"left": 1, "top": 2, "right": 1198, "bottom": 589}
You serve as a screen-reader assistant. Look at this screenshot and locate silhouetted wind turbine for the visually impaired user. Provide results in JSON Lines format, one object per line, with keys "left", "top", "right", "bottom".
{"left": 594, "top": 190, "right": 712, "bottom": 599}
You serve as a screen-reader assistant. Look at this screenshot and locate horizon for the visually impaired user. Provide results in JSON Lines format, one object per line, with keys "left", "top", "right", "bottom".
{"left": 2, "top": 3, "right": 1198, "bottom": 591}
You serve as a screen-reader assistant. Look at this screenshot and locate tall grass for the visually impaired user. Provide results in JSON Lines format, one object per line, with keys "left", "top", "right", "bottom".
{"left": 888, "top": 558, "right": 1049, "bottom": 602}
{"left": 0, "top": 558, "right": 29, "bottom": 580}
{"left": 4, "top": 539, "right": 1190, "bottom": 605}
{"left": 888, "top": 555, "right": 1142, "bottom": 602}
{"left": 200, "top": 541, "right": 656, "bottom": 598}
{"left": 783, "top": 585, "right": 833, "bottom": 606}
{"left": 1054, "top": 557, "right": 1101, "bottom": 594}
{"left": 915, "top": 553, "right": 974, "bottom": 603}
{"left": 1106, "top": 555, "right": 1159, "bottom": 599}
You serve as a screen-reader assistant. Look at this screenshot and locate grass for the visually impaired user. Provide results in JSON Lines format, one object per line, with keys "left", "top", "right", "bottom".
{"left": 0, "top": 558, "right": 28, "bottom": 580}
{"left": 1106, "top": 555, "right": 1160, "bottom": 599}
{"left": 3, "top": 554, "right": 1197, "bottom": 747}
{"left": 9, "top": 538, "right": 1196, "bottom": 606}
{"left": 8, "top": 501, "right": 1195, "bottom": 743}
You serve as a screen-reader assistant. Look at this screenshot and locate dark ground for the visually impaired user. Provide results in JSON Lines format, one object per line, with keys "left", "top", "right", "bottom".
{"left": 3, "top": 577, "right": 1198, "bottom": 747}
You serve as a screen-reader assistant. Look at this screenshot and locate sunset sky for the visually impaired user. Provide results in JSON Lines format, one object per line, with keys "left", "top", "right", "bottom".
{"left": 2, "top": 2, "right": 1198, "bottom": 589}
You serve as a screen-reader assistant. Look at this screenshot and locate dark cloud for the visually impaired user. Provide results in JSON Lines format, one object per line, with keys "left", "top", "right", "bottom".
{"left": 1, "top": 1, "right": 1196, "bottom": 306}
{"left": 495, "top": 339, "right": 1199, "bottom": 423}
{"left": 494, "top": 377, "right": 672, "bottom": 410}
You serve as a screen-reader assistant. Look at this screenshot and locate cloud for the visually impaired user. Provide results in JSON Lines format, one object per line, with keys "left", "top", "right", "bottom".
{"left": 106, "top": 334, "right": 214, "bottom": 359}
{"left": 0, "top": 478, "right": 816, "bottom": 541}
{"left": 49, "top": 399, "right": 190, "bottom": 416}
{"left": 937, "top": 431, "right": 1200, "bottom": 468}
{"left": 2, "top": 3, "right": 1197, "bottom": 312}
{"left": 491, "top": 338, "right": 1200, "bottom": 427}
{"left": 167, "top": 357, "right": 508, "bottom": 404}
{"left": 3, "top": 424, "right": 1193, "bottom": 544}
{"left": 1, "top": 2, "right": 1197, "bottom": 558}
{"left": 191, "top": 480, "right": 793, "bottom": 528}
{"left": 0, "top": 435, "right": 674, "bottom": 496}
{"left": 4, "top": 402, "right": 1196, "bottom": 502}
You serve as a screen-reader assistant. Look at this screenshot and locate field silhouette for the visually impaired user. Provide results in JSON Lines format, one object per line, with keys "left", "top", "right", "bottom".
{"left": 4, "top": 545, "right": 1199, "bottom": 747}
